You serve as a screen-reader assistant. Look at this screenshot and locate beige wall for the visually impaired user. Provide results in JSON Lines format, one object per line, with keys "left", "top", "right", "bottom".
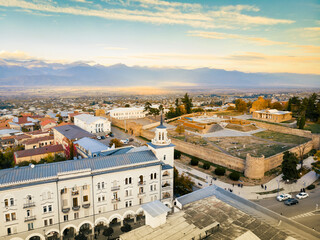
{"left": 15, "top": 151, "right": 65, "bottom": 163}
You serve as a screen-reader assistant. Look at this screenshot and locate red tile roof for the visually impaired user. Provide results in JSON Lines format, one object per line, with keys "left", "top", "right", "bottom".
{"left": 17, "top": 117, "right": 32, "bottom": 124}
{"left": 40, "top": 119, "right": 57, "bottom": 127}
{"left": 15, "top": 144, "right": 64, "bottom": 158}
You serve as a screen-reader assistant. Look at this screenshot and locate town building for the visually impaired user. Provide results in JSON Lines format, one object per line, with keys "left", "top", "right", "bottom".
{"left": 252, "top": 109, "right": 292, "bottom": 123}
{"left": 14, "top": 144, "right": 65, "bottom": 163}
{"left": 0, "top": 121, "right": 174, "bottom": 240}
{"left": 40, "top": 119, "right": 58, "bottom": 132}
{"left": 23, "top": 136, "right": 54, "bottom": 150}
{"left": 74, "top": 137, "right": 110, "bottom": 158}
{"left": 74, "top": 114, "right": 111, "bottom": 135}
{"left": 108, "top": 107, "right": 146, "bottom": 120}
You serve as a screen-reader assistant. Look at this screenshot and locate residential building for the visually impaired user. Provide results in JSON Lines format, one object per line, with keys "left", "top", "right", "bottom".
{"left": 40, "top": 119, "right": 58, "bottom": 132}
{"left": 23, "top": 136, "right": 54, "bottom": 150}
{"left": 12, "top": 117, "right": 39, "bottom": 132}
{"left": 14, "top": 144, "right": 65, "bottom": 163}
{"left": 74, "top": 137, "right": 110, "bottom": 158}
{"left": 252, "top": 109, "right": 292, "bottom": 123}
{"left": 108, "top": 107, "right": 146, "bottom": 120}
{"left": 74, "top": 114, "right": 111, "bottom": 135}
{"left": 0, "top": 121, "right": 174, "bottom": 240}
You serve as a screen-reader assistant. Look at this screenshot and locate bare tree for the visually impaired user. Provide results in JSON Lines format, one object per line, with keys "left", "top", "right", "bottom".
{"left": 297, "top": 142, "right": 308, "bottom": 169}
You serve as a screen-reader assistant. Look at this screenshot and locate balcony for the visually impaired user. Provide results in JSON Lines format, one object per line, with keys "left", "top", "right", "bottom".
{"left": 111, "top": 198, "right": 120, "bottom": 203}
{"left": 62, "top": 208, "right": 70, "bottom": 213}
{"left": 25, "top": 215, "right": 36, "bottom": 222}
{"left": 71, "top": 190, "right": 79, "bottom": 196}
{"left": 72, "top": 205, "right": 80, "bottom": 211}
{"left": 137, "top": 181, "right": 146, "bottom": 186}
{"left": 162, "top": 185, "right": 172, "bottom": 191}
{"left": 82, "top": 203, "right": 90, "bottom": 209}
{"left": 23, "top": 202, "right": 35, "bottom": 208}
{"left": 162, "top": 174, "right": 171, "bottom": 179}
{"left": 137, "top": 192, "right": 146, "bottom": 197}
{"left": 111, "top": 185, "right": 120, "bottom": 191}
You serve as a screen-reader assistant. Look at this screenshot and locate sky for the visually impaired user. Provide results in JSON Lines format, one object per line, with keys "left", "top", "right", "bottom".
{"left": 0, "top": 0, "right": 319, "bottom": 74}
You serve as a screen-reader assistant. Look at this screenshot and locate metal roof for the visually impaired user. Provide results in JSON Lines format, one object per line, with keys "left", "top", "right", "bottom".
{"left": 53, "top": 124, "right": 94, "bottom": 140}
{"left": 147, "top": 142, "right": 175, "bottom": 149}
{"left": 162, "top": 164, "right": 173, "bottom": 170}
{"left": 74, "top": 114, "right": 106, "bottom": 125}
{"left": 142, "top": 200, "right": 170, "bottom": 218}
{"left": 75, "top": 137, "right": 109, "bottom": 153}
{"left": 176, "top": 185, "right": 217, "bottom": 207}
{"left": 0, "top": 149, "right": 158, "bottom": 188}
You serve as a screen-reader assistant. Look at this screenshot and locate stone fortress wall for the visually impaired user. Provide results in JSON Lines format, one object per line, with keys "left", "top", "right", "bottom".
{"left": 111, "top": 117, "right": 320, "bottom": 179}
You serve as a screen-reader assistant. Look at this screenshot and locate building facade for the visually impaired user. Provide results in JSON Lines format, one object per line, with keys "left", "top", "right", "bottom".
{"left": 252, "top": 109, "right": 292, "bottom": 123}
{"left": 108, "top": 108, "right": 146, "bottom": 120}
{"left": 74, "top": 114, "right": 111, "bottom": 135}
{"left": 0, "top": 123, "right": 174, "bottom": 240}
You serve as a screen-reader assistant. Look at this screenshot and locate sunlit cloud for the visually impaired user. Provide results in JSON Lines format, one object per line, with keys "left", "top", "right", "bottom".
{"left": 104, "top": 46, "right": 128, "bottom": 50}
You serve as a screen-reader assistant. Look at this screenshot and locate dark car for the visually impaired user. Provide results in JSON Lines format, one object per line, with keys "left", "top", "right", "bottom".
{"left": 284, "top": 198, "right": 299, "bottom": 206}
{"left": 110, "top": 133, "right": 114, "bottom": 137}
{"left": 100, "top": 136, "right": 105, "bottom": 139}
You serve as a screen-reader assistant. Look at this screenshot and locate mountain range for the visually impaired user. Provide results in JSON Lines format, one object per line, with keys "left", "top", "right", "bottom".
{"left": 0, "top": 60, "right": 319, "bottom": 88}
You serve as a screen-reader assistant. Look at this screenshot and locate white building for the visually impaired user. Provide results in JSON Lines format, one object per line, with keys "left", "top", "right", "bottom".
{"left": 108, "top": 108, "right": 146, "bottom": 120}
{"left": 74, "top": 114, "right": 111, "bottom": 135}
{"left": 0, "top": 122, "right": 174, "bottom": 240}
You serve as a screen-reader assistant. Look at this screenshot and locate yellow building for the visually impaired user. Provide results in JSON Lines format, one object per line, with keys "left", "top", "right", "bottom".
{"left": 252, "top": 109, "right": 292, "bottom": 123}
{"left": 95, "top": 109, "right": 106, "bottom": 116}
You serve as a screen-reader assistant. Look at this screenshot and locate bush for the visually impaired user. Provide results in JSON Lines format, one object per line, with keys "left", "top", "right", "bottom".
{"left": 309, "top": 149, "right": 317, "bottom": 156}
{"left": 190, "top": 157, "right": 199, "bottom": 166}
{"left": 214, "top": 167, "right": 226, "bottom": 176}
{"left": 121, "top": 223, "right": 132, "bottom": 232}
{"left": 203, "top": 162, "right": 210, "bottom": 170}
{"left": 174, "top": 150, "right": 181, "bottom": 159}
{"left": 307, "top": 184, "right": 315, "bottom": 190}
{"left": 229, "top": 172, "right": 240, "bottom": 181}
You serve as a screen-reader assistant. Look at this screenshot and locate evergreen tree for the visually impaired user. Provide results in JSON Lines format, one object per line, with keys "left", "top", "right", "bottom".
{"left": 282, "top": 151, "right": 299, "bottom": 180}
{"left": 181, "top": 93, "right": 193, "bottom": 114}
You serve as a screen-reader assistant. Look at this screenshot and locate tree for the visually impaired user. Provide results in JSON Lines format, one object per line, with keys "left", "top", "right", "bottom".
{"left": 75, "top": 233, "right": 87, "bottom": 240}
{"left": 144, "top": 102, "right": 152, "bottom": 112}
{"left": 103, "top": 227, "right": 114, "bottom": 240}
{"left": 203, "top": 162, "right": 210, "bottom": 170}
{"left": 214, "top": 167, "right": 226, "bottom": 176}
{"left": 159, "top": 104, "right": 164, "bottom": 113}
{"left": 311, "top": 159, "right": 320, "bottom": 175}
{"left": 174, "top": 167, "right": 194, "bottom": 196}
{"left": 124, "top": 104, "right": 130, "bottom": 108}
{"left": 229, "top": 172, "right": 240, "bottom": 181}
{"left": 297, "top": 115, "right": 305, "bottom": 129}
{"left": 121, "top": 223, "right": 132, "bottom": 232}
{"left": 174, "top": 150, "right": 181, "bottom": 159}
{"left": 175, "top": 125, "right": 185, "bottom": 135}
{"left": 181, "top": 93, "right": 193, "bottom": 114}
{"left": 235, "top": 99, "right": 247, "bottom": 112}
{"left": 271, "top": 102, "right": 283, "bottom": 110}
{"left": 109, "top": 138, "right": 123, "bottom": 148}
{"left": 281, "top": 151, "right": 299, "bottom": 180}
{"left": 297, "top": 142, "right": 308, "bottom": 169}
{"left": 149, "top": 107, "right": 160, "bottom": 117}
{"left": 190, "top": 157, "right": 199, "bottom": 166}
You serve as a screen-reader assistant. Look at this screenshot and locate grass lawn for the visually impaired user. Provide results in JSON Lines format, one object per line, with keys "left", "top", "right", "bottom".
{"left": 215, "top": 111, "right": 242, "bottom": 116}
{"left": 253, "top": 130, "right": 310, "bottom": 144}
{"left": 304, "top": 123, "right": 320, "bottom": 133}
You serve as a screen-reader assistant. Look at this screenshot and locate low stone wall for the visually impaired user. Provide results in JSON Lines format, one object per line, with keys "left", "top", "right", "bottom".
{"left": 249, "top": 120, "right": 313, "bottom": 138}
{"left": 111, "top": 118, "right": 143, "bottom": 136}
{"left": 141, "top": 130, "right": 245, "bottom": 172}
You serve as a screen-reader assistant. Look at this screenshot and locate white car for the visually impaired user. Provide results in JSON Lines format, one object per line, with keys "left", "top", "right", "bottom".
{"left": 97, "top": 136, "right": 101, "bottom": 140}
{"left": 276, "top": 193, "right": 292, "bottom": 201}
{"left": 296, "top": 192, "right": 309, "bottom": 199}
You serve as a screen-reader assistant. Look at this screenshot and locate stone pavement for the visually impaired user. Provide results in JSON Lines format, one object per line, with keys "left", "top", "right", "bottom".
{"left": 175, "top": 156, "right": 318, "bottom": 200}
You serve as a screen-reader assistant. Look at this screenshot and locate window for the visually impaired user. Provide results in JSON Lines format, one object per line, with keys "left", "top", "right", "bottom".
{"left": 49, "top": 218, "right": 53, "bottom": 225}
{"left": 125, "top": 190, "right": 128, "bottom": 197}
{"left": 150, "top": 174, "right": 153, "bottom": 180}
{"left": 98, "top": 197, "right": 101, "bottom": 202}
{"left": 7, "top": 227, "right": 11, "bottom": 235}
{"left": 154, "top": 173, "right": 157, "bottom": 179}
{"left": 154, "top": 184, "right": 157, "bottom": 191}
{"left": 164, "top": 155, "right": 166, "bottom": 160}
{"left": 97, "top": 183, "right": 100, "bottom": 189}
{"left": 125, "top": 178, "right": 128, "bottom": 185}
{"left": 4, "top": 199, "right": 8, "bottom": 207}
{"left": 126, "top": 201, "right": 132, "bottom": 208}
{"left": 5, "top": 213, "right": 10, "bottom": 222}
{"left": 10, "top": 198, "right": 14, "bottom": 206}
{"left": 27, "top": 195, "right": 32, "bottom": 201}
{"left": 83, "top": 184, "right": 87, "bottom": 190}
{"left": 83, "top": 195, "right": 88, "bottom": 202}
{"left": 74, "top": 212, "right": 79, "bottom": 219}
{"left": 113, "top": 204, "right": 118, "bottom": 210}
{"left": 102, "top": 182, "right": 105, "bottom": 189}
{"left": 129, "top": 177, "right": 132, "bottom": 184}
{"left": 64, "top": 215, "right": 68, "bottom": 222}
{"left": 102, "top": 195, "right": 105, "bottom": 201}
{"left": 28, "top": 223, "right": 34, "bottom": 231}
{"left": 43, "top": 206, "right": 47, "bottom": 213}
{"left": 11, "top": 213, "right": 16, "bottom": 221}
{"left": 150, "top": 185, "right": 153, "bottom": 191}
{"left": 48, "top": 205, "right": 52, "bottom": 212}
{"left": 44, "top": 219, "right": 48, "bottom": 226}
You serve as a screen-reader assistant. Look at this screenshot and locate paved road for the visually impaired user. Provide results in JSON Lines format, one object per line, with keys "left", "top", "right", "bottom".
{"left": 253, "top": 186, "right": 320, "bottom": 231}
{"left": 99, "top": 126, "right": 142, "bottom": 147}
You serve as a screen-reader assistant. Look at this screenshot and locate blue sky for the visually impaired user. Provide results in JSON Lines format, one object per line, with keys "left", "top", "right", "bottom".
{"left": 0, "top": 0, "right": 319, "bottom": 74}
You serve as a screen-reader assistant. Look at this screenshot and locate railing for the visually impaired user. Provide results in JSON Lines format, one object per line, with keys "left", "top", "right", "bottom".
{"left": 137, "top": 192, "right": 146, "bottom": 197}
{"left": 138, "top": 181, "right": 146, "bottom": 186}
{"left": 82, "top": 203, "right": 90, "bottom": 209}
{"left": 25, "top": 215, "right": 36, "bottom": 222}
{"left": 23, "top": 202, "right": 35, "bottom": 208}
{"left": 111, "top": 186, "right": 120, "bottom": 191}
{"left": 162, "top": 195, "right": 171, "bottom": 200}
{"left": 162, "top": 174, "right": 171, "bottom": 179}
{"left": 111, "top": 198, "right": 120, "bottom": 203}
{"left": 62, "top": 208, "right": 70, "bottom": 213}
{"left": 162, "top": 186, "right": 172, "bottom": 191}
{"left": 72, "top": 205, "right": 80, "bottom": 211}
{"left": 71, "top": 190, "right": 79, "bottom": 196}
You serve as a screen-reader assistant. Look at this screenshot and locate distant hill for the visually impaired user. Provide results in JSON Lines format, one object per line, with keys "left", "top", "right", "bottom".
{"left": 0, "top": 60, "right": 319, "bottom": 88}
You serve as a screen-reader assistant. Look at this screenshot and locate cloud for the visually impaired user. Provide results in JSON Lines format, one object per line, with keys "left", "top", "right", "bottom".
{"left": 104, "top": 46, "right": 128, "bottom": 50}
{"left": 188, "top": 31, "right": 288, "bottom": 46}
{"left": 0, "top": 50, "right": 36, "bottom": 60}
{"left": 0, "top": 0, "right": 294, "bottom": 29}
{"left": 304, "top": 27, "right": 320, "bottom": 31}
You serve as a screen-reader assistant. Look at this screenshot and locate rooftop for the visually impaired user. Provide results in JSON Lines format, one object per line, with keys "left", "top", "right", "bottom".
{"left": 75, "top": 137, "right": 109, "bottom": 153}
{"left": 23, "top": 135, "right": 54, "bottom": 145}
{"left": 53, "top": 124, "right": 94, "bottom": 140}
{"left": 2, "top": 149, "right": 158, "bottom": 188}
{"left": 14, "top": 144, "right": 64, "bottom": 158}
{"left": 254, "top": 109, "right": 291, "bottom": 115}
{"left": 74, "top": 114, "right": 107, "bottom": 124}
{"left": 142, "top": 200, "right": 170, "bottom": 218}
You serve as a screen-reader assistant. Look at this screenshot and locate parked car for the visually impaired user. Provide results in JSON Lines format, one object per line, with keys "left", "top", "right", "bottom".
{"left": 97, "top": 136, "right": 101, "bottom": 140}
{"left": 296, "top": 192, "right": 309, "bottom": 199}
{"left": 100, "top": 136, "right": 105, "bottom": 140}
{"left": 120, "top": 139, "right": 129, "bottom": 144}
{"left": 276, "top": 193, "right": 292, "bottom": 201}
{"left": 110, "top": 133, "right": 114, "bottom": 137}
{"left": 105, "top": 134, "right": 110, "bottom": 138}
{"left": 284, "top": 198, "right": 299, "bottom": 206}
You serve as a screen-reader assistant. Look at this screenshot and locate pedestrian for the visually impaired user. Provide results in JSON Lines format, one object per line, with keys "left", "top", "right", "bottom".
{"left": 233, "top": 183, "right": 234, "bottom": 187}
{"left": 261, "top": 184, "right": 263, "bottom": 188}
{"left": 241, "top": 184, "right": 243, "bottom": 188}
{"left": 265, "top": 185, "right": 267, "bottom": 190}
{"left": 238, "top": 183, "right": 240, "bottom": 187}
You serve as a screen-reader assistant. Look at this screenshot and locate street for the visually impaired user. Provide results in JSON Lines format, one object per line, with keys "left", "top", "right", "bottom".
{"left": 99, "top": 126, "right": 142, "bottom": 147}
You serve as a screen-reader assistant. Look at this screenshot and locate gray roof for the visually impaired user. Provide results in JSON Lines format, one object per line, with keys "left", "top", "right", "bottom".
{"left": 142, "top": 200, "right": 170, "bottom": 218}
{"left": 74, "top": 114, "right": 106, "bottom": 124}
{"left": 176, "top": 185, "right": 217, "bottom": 207}
{"left": 0, "top": 149, "right": 158, "bottom": 188}
{"left": 75, "top": 137, "right": 109, "bottom": 153}
{"left": 162, "top": 164, "right": 173, "bottom": 170}
{"left": 147, "top": 142, "right": 175, "bottom": 149}
{"left": 100, "top": 147, "right": 134, "bottom": 156}
{"left": 54, "top": 124, "right": 94, "bottom": 140}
